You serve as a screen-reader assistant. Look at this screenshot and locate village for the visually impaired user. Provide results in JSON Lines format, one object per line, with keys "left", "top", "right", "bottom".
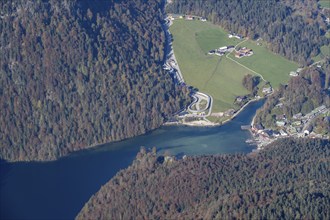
{"left": 249, "top": 105, "right": 330, "bottom": 149}
{"left": 208, "top": 45, "right": 254, "bottom": 58}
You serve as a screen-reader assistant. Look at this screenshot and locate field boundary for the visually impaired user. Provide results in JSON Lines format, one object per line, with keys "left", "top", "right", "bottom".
{"left": 226, "top": 39, "right": 266, "bottom": 82}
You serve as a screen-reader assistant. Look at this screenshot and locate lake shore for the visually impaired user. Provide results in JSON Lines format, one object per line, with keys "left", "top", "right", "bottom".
{"left": 165, "top": 97, "right": 263, "bottom": 128}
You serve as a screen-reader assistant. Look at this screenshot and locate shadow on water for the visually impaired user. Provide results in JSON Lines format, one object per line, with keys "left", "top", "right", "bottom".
{"left": 0, "top": 159, "right": 12, "bottom": 189}
{"left": 0, "top": 100, "right": 264, "bottom": 220}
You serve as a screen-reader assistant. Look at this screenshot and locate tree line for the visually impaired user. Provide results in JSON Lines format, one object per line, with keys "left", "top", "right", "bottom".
{"left": 0, "top": 0, "right": 191, "bottom": 161}
{"left": 77, "top": 138, "right": 330, "bottom": 220}
{"left": 255, "top": 59, "right": 330, "bottom": 128}
{"left": 167, "top": 0, "right": 329, "bottom": 65}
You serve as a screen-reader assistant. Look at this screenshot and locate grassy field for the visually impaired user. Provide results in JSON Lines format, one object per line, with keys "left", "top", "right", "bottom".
{"left": 170, "top": 20, "right": 251, "bottom": 111}
{"left": 312, "top": 45, "right": 330, "bottom": 62}
{"left": 170, "top": 20, "right": 298, "bottom": 112}
{"left": 195, "top": 29, "right": 240, "bottom": 53}
{"left": 319, "top": 1, "right": 330, "bottom": 8}
{"left": 228, "top": 41, "right": 298, "bottom": 87}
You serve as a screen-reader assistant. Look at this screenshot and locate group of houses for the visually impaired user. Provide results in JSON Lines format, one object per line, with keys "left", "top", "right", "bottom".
{"left": 235, "top": 47, "right": 254, "bottom": 58}
{"left": 289, "top": 68, "right": 303, "bottom": 77}
{"left": 253, "top": 105, "right": 329, "bottom": 144}
{"left": 228, "top": 33, "right": 244, "bottom": 39}
{"left": 208, "top": 45, "right": 235, "bottom": 56}
{"left": 168, "top": 14, "right": 207, "bottom": 22}
{"left": 185, "top": 15, "right": 207, "bottom": 21}
{"left": 262, "top": 86, "right": 273, "bottom": 94}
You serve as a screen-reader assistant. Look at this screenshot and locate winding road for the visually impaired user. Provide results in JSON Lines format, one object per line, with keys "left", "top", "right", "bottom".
{"left": 163, "top": 15, "right": 214, "bottom": 117}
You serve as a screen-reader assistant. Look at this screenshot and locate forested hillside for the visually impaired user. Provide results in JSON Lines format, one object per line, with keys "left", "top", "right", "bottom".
{"left": 255, "top": 59, "right": 330, "bottom": 128}
{"left": 0, "top": 0, "right": 190, "bottom": 161}
{"left": 167, "top": 0, "right": 329, "bottom": 65}
{"left": 77, "top": 138, "right": 330, "bottom": 220}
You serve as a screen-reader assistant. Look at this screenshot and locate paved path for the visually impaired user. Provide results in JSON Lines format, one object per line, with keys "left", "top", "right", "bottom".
{"left": 226, "top": 39, "right": 266, "bottom": 82}
{"left": 164, "top": 17, "right": 184, "bottom": 83}
{"left": 163, "top": 16, "right": 214, "bottom": 116}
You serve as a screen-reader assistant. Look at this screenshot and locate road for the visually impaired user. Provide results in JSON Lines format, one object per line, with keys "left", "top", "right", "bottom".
{"left": 163, "top": 15, "right": 214, "bottom": 116}
{"left": 225, "top": 39, "right": 266, "bottom": 82}
{"left": 187, "top": 92, "right": 213, "bottom": 117}
{"left": 163, "top": 17, "right": 184, "bottom": 83}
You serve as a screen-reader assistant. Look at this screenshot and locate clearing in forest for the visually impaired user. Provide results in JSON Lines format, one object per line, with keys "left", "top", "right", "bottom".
{"left": 319, "top": 1, "right": 330, "bottom": 9}
{"left": 170, "top": 19, "right": 298, "bottom": 112}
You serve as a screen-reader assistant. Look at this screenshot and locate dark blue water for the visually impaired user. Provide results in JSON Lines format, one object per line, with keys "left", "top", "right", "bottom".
{"left": 0, "top": 100, "right": 263, "bottom": 220}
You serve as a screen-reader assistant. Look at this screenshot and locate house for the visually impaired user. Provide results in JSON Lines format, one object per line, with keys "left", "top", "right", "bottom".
{"left": 261, "top": 131, "right": 270, "bottom": 138}
{"left": 224, "top": 109, "right": 235, "bottom": 116}
{"left": 219, "top": 46, "right": 227, "bottom": 52}
{"left": 262, "top": 87, "right": 272, "bottom": 94}
{"left": 163, "top": 64, "right": 171, "bottom": 70}
{"left": 253, "top": 123, "right": 264, "bottom": 131}
{"left": 276, "top": 121, "right": 286, "bottom": 127}
{"left": 208, "top": 50, "right": 215, "bottom": 55}
{"left": 292, "top": 121, "right": 302, "bottom": 126}
{"left": 289, "top": 71, "right": 298, "bottom": 77}
{"left": 275, "top": 103, "right": 283, "bottom": 108}
{"left": 276, "top": 114, "right": 286, "bottom": 120}
{"left": 235, "top": 53, "right": 243, "bottom": 58}
{"left": 304, "top": 130, "right": 310, "bottom": 136}
{"left": 235, "top": 96, "right": 245, "bottom": 103}
{"left": 215, "top": 51, "right": 224, "bottom": 56}
{"left": 279, "top": 130, "right": 288, "bottom": 136}
{"left": 273, "top": 131, "right": 280, "bottom": 137}
{"left": 235, "top": 47, "right": 253, "bottom": 58}
{"left": 227, "top": 45, "right": 235, "bottom": 52}
{"left": 293, "top": 113, "right": 302, "bottom": 119}
{"left": 168, "top": 15, "right": 174, "bottom": 20}
{"left": 264, "top": 129, "right": 273, "bottom": 137}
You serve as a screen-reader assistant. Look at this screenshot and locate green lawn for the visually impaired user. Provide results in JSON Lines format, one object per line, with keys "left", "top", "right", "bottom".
{"left": 228, "top": 41, "right": 298, "bottom": 88}
{"left": 195, "top": 29, "right": 240, "bottom": 53}
{"left": 319, "top": 1, "right": 330, "bottom": 8}
{"left": 170, "top": 20, "right": 251, "bottom": 112}
{"left": 312, "top": 45, "right": 330, "bottom": 62}
{"left": 170, "top": 20, "right": 298, "bottom": 112}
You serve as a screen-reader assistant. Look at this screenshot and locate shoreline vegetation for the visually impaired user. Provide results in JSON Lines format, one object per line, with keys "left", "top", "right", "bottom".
{"left": 164, "top": 97, "right": 263, "bottom": 127}
{"left": 77, "top": 138, "right": 330, "bottom": 219}
{"left": 162, "top": 9, "right": 329, "bottom": 150}
{"left": 0, "top": 0, "right": 191, "bottom": 162}
{"left": 161, "top": 12, "right": 269, "bottom": 129}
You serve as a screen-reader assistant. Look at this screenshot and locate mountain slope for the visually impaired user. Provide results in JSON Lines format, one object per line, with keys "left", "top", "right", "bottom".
{"left": 77, "top": 138, "right": 330, "bottom": 220}
{"left": 167, "top": 0, "right": 329, "bottom": 65}
{"left": 0, "top": 0, "right": 190, "bottom": 161}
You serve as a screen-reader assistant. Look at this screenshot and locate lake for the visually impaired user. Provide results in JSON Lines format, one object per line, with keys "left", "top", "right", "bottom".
{"left": 0, "top": 100, "right": 263, "bottom": 220}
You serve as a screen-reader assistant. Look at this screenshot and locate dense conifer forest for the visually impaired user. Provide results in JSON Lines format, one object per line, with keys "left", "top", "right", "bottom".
{"left": 255, "top": 59, "right": 330, "bottom": 128}
{"left": 167, "top": 0, "right": 329, "bottom": 65}
{"left": 77, "top": 138, "right": 330, "bottom": 220}
{"left": 0, "top": 0, "right": 190, "bottom": 161}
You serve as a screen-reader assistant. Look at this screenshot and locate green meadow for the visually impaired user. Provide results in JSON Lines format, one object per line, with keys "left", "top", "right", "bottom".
{"left": 319, "top": 1, "right": 330, "bottom": 8}
{"left": 170, "top": 20, "right": 298, "bottom": 112}
{"left": 312, "top": 45, "right": 330, "bottom": 62}
{"left": 228, "top": 40, "right": 298, "bottom": 87}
